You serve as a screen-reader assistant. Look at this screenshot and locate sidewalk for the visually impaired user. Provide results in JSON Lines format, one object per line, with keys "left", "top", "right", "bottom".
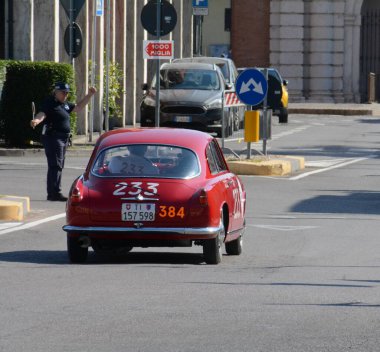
{"left": 288, "top": 102, "right": 380, "bottom": 116}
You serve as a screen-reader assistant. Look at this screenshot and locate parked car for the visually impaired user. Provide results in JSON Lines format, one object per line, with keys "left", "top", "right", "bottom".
{"left": 173, "top": 56, "right": 245, "bottom": 130}
{"left": 140, "top": 62, "right": 235, "bottom": 137}
{"left": 237, "top": 67, "right": 289, "bottom": 123}
{"left": 63, "top": 128, "right": 246, "bottom": 264}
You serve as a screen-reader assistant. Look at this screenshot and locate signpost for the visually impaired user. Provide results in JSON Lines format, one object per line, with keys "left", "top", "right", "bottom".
{"left": 60, "top": 0, "right": 85, "bottom": 63}
{"left": 141, "top": 0, "right": 177, "bottom": 127}
{"left": 192, "top": 0, "right": 208, "bottom": 55}
{"left": 236, "top": 68, "right": 269, "bottom": 157}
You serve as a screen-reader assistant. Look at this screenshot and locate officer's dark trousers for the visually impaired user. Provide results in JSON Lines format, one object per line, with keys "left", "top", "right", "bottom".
{"left": 42, "top": 135, "right": 68, "bottom": 197}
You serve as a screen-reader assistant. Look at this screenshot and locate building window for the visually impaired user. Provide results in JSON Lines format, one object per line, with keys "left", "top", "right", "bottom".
{"left": 225, "top": 8, "right": 231, "bottom": 32}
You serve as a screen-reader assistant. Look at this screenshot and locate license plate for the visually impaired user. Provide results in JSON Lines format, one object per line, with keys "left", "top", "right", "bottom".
{"left": 175, "top": 116, "right": 191, "bottom": 123}
{"left": 121, "top": 203, "right": 155, "bottom": 221}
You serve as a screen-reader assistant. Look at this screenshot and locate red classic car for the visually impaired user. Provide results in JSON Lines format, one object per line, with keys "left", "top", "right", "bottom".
{"left": 63, "top": 128, "right": 246, "bottom": 264}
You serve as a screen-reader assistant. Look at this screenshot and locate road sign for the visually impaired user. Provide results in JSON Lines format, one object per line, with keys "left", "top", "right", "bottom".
{"left": 143, "top": 40, "right": 174, "bottom": 60}
{"left": 193, "top": 0, "right": 208, "bottom": 7}
{"left": 60, "top": 0, "right": 85, "bottom": 21}
{"left": 235, "top": 68, "right": 268, "bottom": 106}
{"left": 64, "top": 22, "right": 83, "bottom": 58}
{"left": 193, "top": 0, "right": 208, "bottom": 15}
{"left": 141, "top": 0, "right": 177, "bottom": 36}
{"left": 96, "top": 0, "right": 103, "bottom": 16}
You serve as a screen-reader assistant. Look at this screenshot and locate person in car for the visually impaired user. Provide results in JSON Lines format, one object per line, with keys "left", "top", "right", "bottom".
{"left": 108, "top": 145, "right": 159, "bottom": 176}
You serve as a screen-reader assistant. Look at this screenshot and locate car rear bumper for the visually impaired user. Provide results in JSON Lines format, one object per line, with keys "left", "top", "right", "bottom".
{"left": 63, "top": 224, "right": 223, "bottom": 239}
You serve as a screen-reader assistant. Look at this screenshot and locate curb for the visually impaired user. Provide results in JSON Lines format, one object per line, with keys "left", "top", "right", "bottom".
{"left": 288, "top": 108, "right": 373, "bottom": 116}
{"left": 227, "top": 156, "right": 305, "bottom": 176}
{"left": 0, "top": 195, "right": 30, "bottom": 221}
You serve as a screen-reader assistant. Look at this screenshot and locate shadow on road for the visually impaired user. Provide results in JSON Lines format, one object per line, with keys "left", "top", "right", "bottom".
{"left": 291, "top": 190, "right": 380, "bottom": 215}
{"left": 0, "top": 250, "right": 206, "bottom": 265}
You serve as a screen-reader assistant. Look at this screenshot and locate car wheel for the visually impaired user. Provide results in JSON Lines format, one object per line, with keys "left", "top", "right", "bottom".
{"left": 225, "top": 235, "right": 243, "bottom": 255}
{"left": 279, "top": 108, "right": 288, "bottom": 123}
{"left": 203, "top": 214, "right": 224, "bottom": 264}
{"left": 67, "top": 235, "right": 88, "bottom": 263}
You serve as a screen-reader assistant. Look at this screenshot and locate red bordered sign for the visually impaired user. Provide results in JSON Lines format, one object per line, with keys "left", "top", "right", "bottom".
{"left": 143, "top": 40, "right": 174, "bottom": 60}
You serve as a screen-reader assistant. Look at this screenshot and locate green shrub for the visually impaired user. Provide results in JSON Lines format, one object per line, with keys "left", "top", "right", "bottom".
{"left": 0, "top": 60, "right": 76, "bottom": 147}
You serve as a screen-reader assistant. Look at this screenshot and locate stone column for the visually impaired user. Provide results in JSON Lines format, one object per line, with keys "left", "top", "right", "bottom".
{"left": 343, "top": 14, "right": 355, "bottom": 102}
{"left": 33, "top": 0, "right": 59, "bottom": 61}
{"left": 115, "top": 0, "right": 126, "bottom": 126}
{"left": 306, "top": 0, "right": 335, "bottom": 102}
{"left": 172, "top": 0, "right": 183, "bottom": 58}
{"left": 13, "top": 0, "right": 33, "bottom": 60}
{"left": 136, "top": 0, "right": 148, "bottom": 124}
{"left": 182, "top": 0, "right": 193, "bottom": 57}
{"left": 270, "top": 0, "right": 305, "bottom": 101}
{"left": 126, "top": 0, "right": 136, "bottom": 126}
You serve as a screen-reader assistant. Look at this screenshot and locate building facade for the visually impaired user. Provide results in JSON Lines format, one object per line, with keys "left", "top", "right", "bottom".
{"left": 204, "top": 0, "right": 380, "bottom": 103}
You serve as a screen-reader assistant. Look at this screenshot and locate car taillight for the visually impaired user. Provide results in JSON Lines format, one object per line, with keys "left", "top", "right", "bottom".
{"left": 70, "top": 177, "right": 84, "bottom": 204}
{"left": 199, "top": 189, "right": 208, "bottom": 206}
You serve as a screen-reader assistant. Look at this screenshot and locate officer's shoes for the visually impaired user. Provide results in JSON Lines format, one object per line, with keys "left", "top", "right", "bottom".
{"left": 47, "top": 193, "right": 68, "bottom": 202}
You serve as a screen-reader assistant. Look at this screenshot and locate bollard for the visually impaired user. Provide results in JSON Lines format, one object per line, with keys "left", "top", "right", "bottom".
{"left": 368, "top": 72, "right": 376, "bottom": 103}
{"left": 244, "top": 110, "right": 260, "bottom": 143}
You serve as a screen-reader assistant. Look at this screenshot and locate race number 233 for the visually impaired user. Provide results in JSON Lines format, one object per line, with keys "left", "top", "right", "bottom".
{"left": 159, "top": 206, "right": 185, "bottom": 218}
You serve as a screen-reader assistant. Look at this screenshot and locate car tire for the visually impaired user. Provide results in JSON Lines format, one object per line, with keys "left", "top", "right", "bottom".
{"left": 203, "top": 214, "right": 224, "bottom": 264}
{"left": 67, "top": 235, "right": 88, "bottom": 264}
{"left": 279, "top": 108, "right": 288, "bottom": 123}
{"left": 225, "top": 235, "right": 243, "bottom": 255}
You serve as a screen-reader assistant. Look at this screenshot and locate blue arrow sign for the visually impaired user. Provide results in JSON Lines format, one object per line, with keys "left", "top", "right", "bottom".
{"left": 193, "top": 0, "right": 208, "bottom": 7}
{"left": 235, "top": 68, "right": 268, "bottom": 106}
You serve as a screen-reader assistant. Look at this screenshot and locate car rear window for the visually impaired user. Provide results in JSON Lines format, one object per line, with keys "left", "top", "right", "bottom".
{"left": 155, "top": 69, "right": 220, "bottom": 90}
{"left": 92, "top": 144, "right": 200, "bottom": 179}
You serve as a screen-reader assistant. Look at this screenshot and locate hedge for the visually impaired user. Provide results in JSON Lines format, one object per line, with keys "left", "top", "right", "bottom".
{"left": 0, "top": 61, "right": 76, "bottom": 147}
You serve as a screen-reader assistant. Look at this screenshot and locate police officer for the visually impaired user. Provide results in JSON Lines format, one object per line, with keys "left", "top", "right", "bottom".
{"left": 30, "top": 82, "right": 97, "bottom": 201}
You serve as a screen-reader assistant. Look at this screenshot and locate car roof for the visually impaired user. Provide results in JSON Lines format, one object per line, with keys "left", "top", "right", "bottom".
{"left": 160, "top": 62, "right": 218, "bottom": 71}
{"left": 96, "top": 128, "right": 214, "bottom": 153}
{"left": 174, "top": 57, "right": 232, "bottom": 65}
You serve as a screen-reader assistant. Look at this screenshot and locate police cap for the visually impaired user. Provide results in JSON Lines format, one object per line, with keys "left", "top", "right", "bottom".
{"left": 54, "top": 82, "right": 70, "bottom": 92}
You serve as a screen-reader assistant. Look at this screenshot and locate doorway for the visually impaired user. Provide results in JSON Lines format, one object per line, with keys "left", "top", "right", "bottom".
{"left": 360, "top": 0, "right": 380, "bottom": 102}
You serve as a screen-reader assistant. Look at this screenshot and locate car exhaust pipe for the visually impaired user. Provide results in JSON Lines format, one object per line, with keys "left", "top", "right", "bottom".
{"left": 78, "top": 236, "right": 91, "bottom": 248}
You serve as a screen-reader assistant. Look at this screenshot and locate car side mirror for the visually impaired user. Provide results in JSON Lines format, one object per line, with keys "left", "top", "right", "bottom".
{"left": 225, "top": 83, "right": 233, "bottom": 90}
{"left": 283, "top": 80, "right": 288, "bottom": 86}
{"left": 141, "top": 83, "right": 149, "bottom": 91}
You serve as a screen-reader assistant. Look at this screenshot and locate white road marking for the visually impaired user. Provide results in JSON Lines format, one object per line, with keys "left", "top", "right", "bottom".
{"left": 289, "top": 157, "right": 369, "bottom": 181}
{"left": 0, "top": 161, "right": 84, "bottom": 170}
{"left": 225, "top": 125, "right": 312, "bottom": 143}
{"left": 306, "top": 158, "right": 350, "bottom": 168}
{"left": 249, "top": 224, "right": 318, "bottom": 231}
{"left": 0, "top": 213, "right": 65, "bottom": 236}
{"left": 0, "top": 222, "right": 22, "bottom": 231}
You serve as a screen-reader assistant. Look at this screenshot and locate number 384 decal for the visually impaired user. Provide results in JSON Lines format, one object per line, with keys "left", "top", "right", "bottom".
{"left": 159, "top": 206, "right": 185, "bottom": 219}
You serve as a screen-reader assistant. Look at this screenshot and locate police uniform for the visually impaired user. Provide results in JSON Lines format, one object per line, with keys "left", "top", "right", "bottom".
{"left": 41, "top": 87, "right": 75, "bottom": 201}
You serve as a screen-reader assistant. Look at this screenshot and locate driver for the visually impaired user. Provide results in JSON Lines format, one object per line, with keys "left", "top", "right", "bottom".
{"left": 108, "top": 145, "right": 158, "bottom": 176}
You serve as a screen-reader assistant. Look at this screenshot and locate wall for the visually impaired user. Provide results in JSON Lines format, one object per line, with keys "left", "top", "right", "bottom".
{"left": 201, "top": 0, "right": 231, "bottom": 57}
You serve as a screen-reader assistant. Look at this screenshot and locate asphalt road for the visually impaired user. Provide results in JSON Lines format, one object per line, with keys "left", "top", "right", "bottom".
{"left": 1, "top": 114, "right": 380, "bottom": 352}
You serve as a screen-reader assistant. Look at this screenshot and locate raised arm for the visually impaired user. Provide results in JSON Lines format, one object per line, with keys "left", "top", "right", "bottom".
{"left": 72, "top": 86, "right": 97, "bottom": 113}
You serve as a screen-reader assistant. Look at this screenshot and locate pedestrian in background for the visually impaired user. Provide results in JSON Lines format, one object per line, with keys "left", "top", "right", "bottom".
{"left": 30, "top": 82, "right": 97, "bottom": 201}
